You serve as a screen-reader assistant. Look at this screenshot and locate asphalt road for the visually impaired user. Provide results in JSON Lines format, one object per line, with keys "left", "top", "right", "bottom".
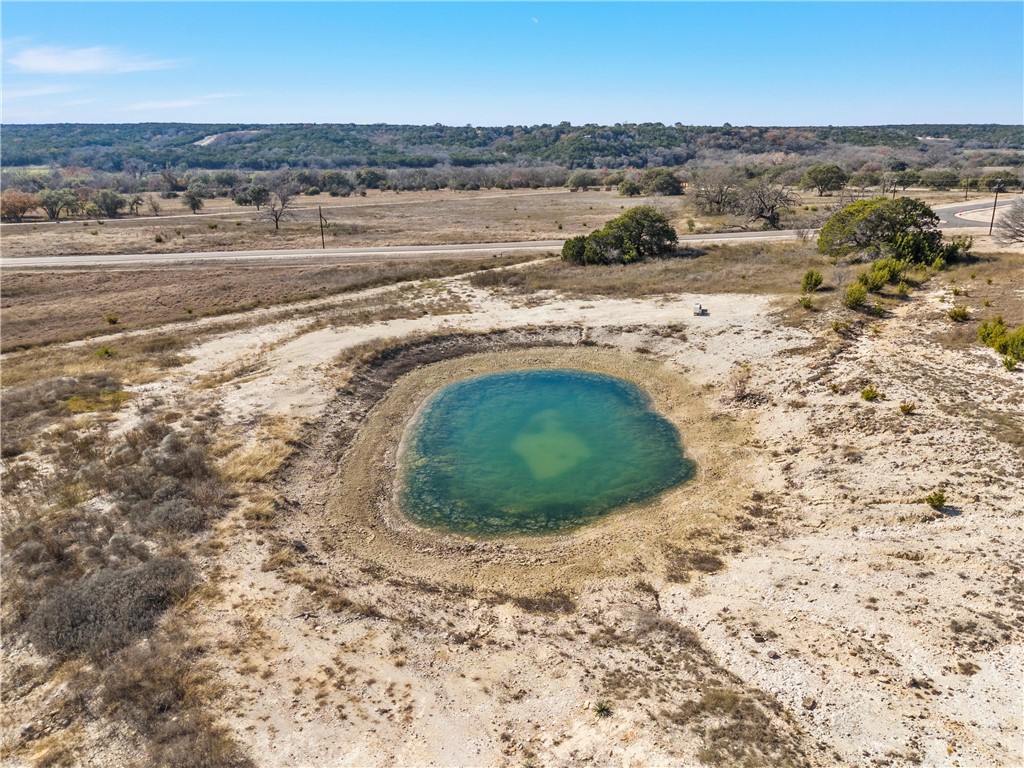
{"left": 2, "top": 197, "right": 1015, "bottom": 270}
{"left": 0, "top": 231, "right": 802, "bottom": 269}
{"left": 932, "top": 198, "right": 1017, "bottom": 228}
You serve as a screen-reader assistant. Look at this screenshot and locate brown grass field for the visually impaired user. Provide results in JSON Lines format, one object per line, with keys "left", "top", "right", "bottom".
{"left": 0, "top": 186, "right": 982, "bottom": 258}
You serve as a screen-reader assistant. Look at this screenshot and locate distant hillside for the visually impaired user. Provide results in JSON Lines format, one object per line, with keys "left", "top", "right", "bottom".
{"left": 2, "top": 122, "right": 1022, "bottom": 172}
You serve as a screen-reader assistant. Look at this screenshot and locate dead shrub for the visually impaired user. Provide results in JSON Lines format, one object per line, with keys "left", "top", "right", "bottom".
{"left": 100, "top": 634, "right": 254, "bottom": 768}
{"left": 663, "top": 544, "right": 725, "bottom": 583}
{"left": 27, "top": 557, "right": 194, "bottom": 660}
{"left": 1, "top": 373, "right": 124, "bottom": 454}
{"left": 511, "top": 590, "right": 577, "bottom": 614}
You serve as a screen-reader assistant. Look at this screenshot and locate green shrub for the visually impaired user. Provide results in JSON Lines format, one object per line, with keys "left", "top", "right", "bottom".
{"left": 856, "top": 269, "right": 886, "bottom": 293}
{"left": 978, "top": 316, "right": 1009, "bottom": 346}
{"left": 925, "top": 490, "right": 946, "bottom": 509}
{"left": 844, "top": 283, "right": 868, "bottom": 309}
{"left": 948, "top": 305, "right": 970, "bottom": 322}
{"left": 1005, "top": 355, "right": 1019, "bottom": 372}
{"left": 978, "top": 316, "right": 1024, "bottom": 359}
{"left": 861, "top": 385, "right": 880, "bottom": 402}
{"left": 593, "top": 700, "right": 612, "bottom": 717}
{"left": 872, "top": 257, "right": 906, "bottom": 285}
{"left": 105, "top": 314, "right": 119, "bottom": 325}
{"left": 798, "top": 295, "right": 813, "bottom": 309}
{"left": 899, "top": 400, "right": 916, "bottom": 415}
{"left": 801, "top": 269, "right": 823, "bottom": 294}
{"left": 96, "top": 345, "right": 115, "bottom": 358}
{"left": 618, "top": 179, "right": 642, "bottom": 197}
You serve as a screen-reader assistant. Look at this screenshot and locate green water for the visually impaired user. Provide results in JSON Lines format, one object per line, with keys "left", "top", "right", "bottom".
{"left": 399, "top": 369, "right": 693, "bottom": 536}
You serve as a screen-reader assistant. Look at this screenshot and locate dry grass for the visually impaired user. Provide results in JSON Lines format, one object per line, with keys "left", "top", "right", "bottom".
{"left": 2, "top": 403, "right": 250, "bottom": 764}
{"left": 928, "top": 251, "right": 1024, "bottom": 352}
{"left": 1, "top": 186, "right": 982, "bottom": 259}
{"left": 1, "top": 255, "right": 536, "bottom": 351}
{"left": 219, "top": 420, "right": 299, "bottom": 484}
{"left": 468, "top": 241, "right": 829, "bottom": 298}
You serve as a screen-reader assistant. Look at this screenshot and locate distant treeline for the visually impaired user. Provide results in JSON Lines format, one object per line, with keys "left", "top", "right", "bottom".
{"left": 2, "top": 122, "right": 1022, "bottom": 172}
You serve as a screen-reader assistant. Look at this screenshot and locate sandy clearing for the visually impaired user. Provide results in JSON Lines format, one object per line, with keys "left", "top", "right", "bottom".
{"left": 5, "top": 257, "right": 1021, "bottom": 767}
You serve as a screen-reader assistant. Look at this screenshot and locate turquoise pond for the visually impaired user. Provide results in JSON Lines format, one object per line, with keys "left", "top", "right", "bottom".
{"left": 398, "top": 369, "right": 694, "bottom": 536}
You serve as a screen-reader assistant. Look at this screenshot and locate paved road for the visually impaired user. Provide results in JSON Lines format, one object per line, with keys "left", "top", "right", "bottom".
{"left": 933, "top": 197, "right": 1018, "bottom": 228}
{"left": 0, "top": 231, "right": 803, "bottom": 269}
{"left": 2, "top": 197, "right": 1015, "bottom": 270}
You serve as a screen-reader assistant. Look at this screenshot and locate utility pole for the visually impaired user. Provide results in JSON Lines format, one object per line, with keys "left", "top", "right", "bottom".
{"left": 988, "top": 179, "right": 1003, "bottom": 236}
{"left": 319, "top": 206, "right": 327, "bottom": 249}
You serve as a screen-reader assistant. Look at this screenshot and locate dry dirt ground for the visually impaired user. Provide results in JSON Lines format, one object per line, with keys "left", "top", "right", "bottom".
{"left": 2, "top": 241, "right": 1022, "bottom": 767}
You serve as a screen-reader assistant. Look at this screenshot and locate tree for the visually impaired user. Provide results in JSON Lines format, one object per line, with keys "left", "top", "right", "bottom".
{"left": 90, "top": 190, "right": 126, "bottom": 218}
{"left": 981, "top": 172, "right": 1019, "bottom": 192}
{"left": 920, "top": 169, "right": 958, "bottom": 191}
{"left": 355, "top": 168, "right": 388, "bottom": 190}
{"left": 0, "top": 190, "right": 41, "bottom": 222}
{"left": 848, "top": 172, "right": 880, "bottom": 195}
{"left": 247, "top": 184, "right": 270, "bottom": 210}
{"left": 260, "top": 181, "right": 299, "bottom": 230}
{"left": 693, "top": 166, "right": 739, "bottom": 215}
{"left": 801, "top": 269, "right": 823, "bottom": 293}
{"left": 561, "top": 236, "right": 587, "bottom": 264}
{"left": 740, "top": 179, "right": 797, "bottom": 229}
{"left": 182, "top": 188, "right": 205, "bottom": 214}
{"left": 640, "top": 168, "right": 683, "bottom": 196}
{"left": 610, "top": 206, "right": 678, "bottom": 261}
{"left": 618, "top": 179, "right": 642, "bottom": 196}
{"left": 800, "top": 164, "right": 849, "bottom": 196}
{"left": 994, "top": 197, "right": 1024, "bottom": 246}
{"left": 127, "top": 193, "right": 146, "bottom": 216}
{"left": 894, "top": 169, "right": 920, "bottom": 191}
{"left": 565, "top": 170, "right": 599, "bottom": 191}
{"left": 817, "top": 196, "right": 967, "bottom": 265}
{"left": 561, "top": 206, "right": 676, "bottom": 265}
{"left": 322, "top": 170, "right": 355, "bottom": 197}
{"left": 39, "top": 189, "right": 80, "bottom": 221}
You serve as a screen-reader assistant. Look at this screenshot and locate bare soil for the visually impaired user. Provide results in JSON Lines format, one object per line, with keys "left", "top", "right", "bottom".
{"left": 2, "top": 243, "right": 1022, "bottom": 767}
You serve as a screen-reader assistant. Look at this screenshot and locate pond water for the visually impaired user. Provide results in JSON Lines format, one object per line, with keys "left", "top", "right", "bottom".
{"left": 398, "top": 369, "right": 693, "bottom": 536}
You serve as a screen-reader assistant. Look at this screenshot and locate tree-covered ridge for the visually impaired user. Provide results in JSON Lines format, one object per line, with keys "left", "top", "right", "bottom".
{"left": 2, "top": 122, "right": 1022, "bottom": 172}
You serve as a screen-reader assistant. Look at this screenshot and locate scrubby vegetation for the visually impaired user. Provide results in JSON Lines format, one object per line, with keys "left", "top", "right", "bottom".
{"left": 2, "top": 406, "right": 245, "bottom": 764}
{"left": 800, "top": 269, "right": 823, "bottom": 294}
{"left": 978, "top": 315, "right": 1024, "bottom": 366}
{"left": 4, "top": 122, "right": 1022, "bottom": 173}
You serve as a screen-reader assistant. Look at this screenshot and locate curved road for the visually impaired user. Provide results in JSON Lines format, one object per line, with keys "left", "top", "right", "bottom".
{"left": 933, "top": 198, "right": 1018, "bottom": 228}
{"left": 2, "top": 197, "right": 1016, "bottom": 270}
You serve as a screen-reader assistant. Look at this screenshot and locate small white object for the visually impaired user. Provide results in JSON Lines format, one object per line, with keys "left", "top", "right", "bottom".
{"left": 694, "top": 303, "right": 702, "bottom": 316}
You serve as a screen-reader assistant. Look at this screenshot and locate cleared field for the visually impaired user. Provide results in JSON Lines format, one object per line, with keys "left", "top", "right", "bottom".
{"left": 0, "top": 255, "right": 539, "bottom": 351}
{"left": 0, "top": 186, "right": 984, "bottom": 259}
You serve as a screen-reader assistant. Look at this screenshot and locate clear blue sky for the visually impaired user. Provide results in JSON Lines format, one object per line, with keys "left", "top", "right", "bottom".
{"left": 2, "top": 1, "right": 1022, "bottom": 125}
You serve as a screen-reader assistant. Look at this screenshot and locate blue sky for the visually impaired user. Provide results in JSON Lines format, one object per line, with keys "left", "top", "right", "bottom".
{"left": 2, "top": 2, "right": 1022, "bottom": 125}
